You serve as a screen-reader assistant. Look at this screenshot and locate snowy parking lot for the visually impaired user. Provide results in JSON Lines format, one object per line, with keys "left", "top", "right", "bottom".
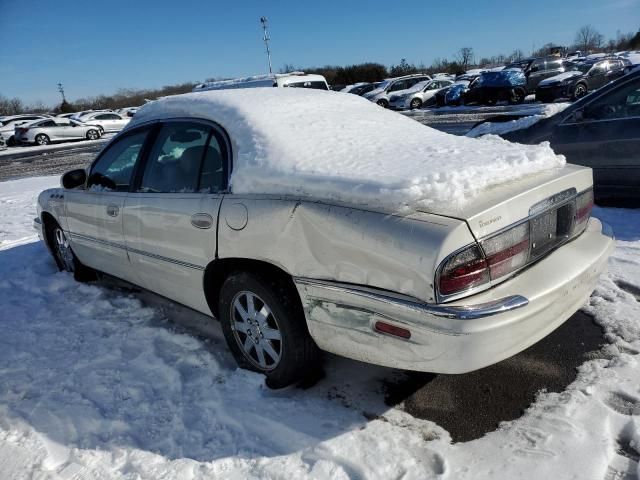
{"left": 0, "top": 176, "right": 639, "bottom": 479}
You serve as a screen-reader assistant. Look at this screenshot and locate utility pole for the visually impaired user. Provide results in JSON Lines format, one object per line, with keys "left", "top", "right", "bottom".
{"left": 57, "top": 83, "right": 66, "bottom": 102}
{"left": 260, "top": 16, "right": 273, "bottom": 75}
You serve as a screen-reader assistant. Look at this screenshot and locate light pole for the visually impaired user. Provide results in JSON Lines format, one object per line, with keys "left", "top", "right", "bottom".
{"left": 57, "top": 83, "right": 66, "bottom": 103}
{"left": 260, "top": 16, "right": 273, "bottom": 75}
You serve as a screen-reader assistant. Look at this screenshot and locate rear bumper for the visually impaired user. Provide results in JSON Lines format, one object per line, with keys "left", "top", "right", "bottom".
{"left": 295, "top": 217, "right": 614, "bottom": 373}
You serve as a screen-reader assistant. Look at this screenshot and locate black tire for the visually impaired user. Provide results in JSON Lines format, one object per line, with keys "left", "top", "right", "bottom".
{"left": 7, "top": 135, "right": 16, "bottom": 147}
{"left": 35, "top": 134, "right": 50, "bottom": 146}
{"left": 44, "top": 219, "right": 96, "bottom": 282}
{"left": 97, "top": 126, "right": 105, "bottom": 135}
{"left": 86, "top": 129, "right": 100, "bottom": 140}
{"left": 508, "top": 88, "right": 526, "bottom": 105}
{"left": 573, "top": 83, "right": 587, "bottom": 100}
{"left": 409, "top": 98, "right": 422, "bottom": 110}
{"left": 218, "top": 271, "right": 321, "bottom": 388}
{"left": 376, "top": 99, "right": 389, "bottom": 108}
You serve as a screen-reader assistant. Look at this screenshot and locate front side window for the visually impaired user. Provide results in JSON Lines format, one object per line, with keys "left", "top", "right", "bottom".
{"left": 584, "top": 78, "right": 640, "bottom": 121}
{"left": 88, "top": 130, "right": 148, "bottom": 191}
{"left": 139, "top": 122, "right": 227, "bottom": 194}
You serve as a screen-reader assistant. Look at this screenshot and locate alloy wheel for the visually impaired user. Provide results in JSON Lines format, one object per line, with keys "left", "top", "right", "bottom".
{"left": 230, "top": 291, "right": 282, "bottom": 370}
{"left": 53, "top": 227, "right": 74, "bottom": 272}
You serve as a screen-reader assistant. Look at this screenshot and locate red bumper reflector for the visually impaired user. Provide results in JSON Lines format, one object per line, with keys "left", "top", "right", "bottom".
{"left": 374, "top": 321, "right": 411, "bottom": 339}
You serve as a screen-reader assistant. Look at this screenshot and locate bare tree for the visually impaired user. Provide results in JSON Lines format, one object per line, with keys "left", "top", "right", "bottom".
{"left": 575, "top": 25, "right": 604, "bottom": 53}
{"left": 456, "top": 47, "right": 474, "bottom": 70}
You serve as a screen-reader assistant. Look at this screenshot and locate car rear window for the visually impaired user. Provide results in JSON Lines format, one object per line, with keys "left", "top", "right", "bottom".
{"left": 285, "top": 81, "right": 328, "bottom": 90}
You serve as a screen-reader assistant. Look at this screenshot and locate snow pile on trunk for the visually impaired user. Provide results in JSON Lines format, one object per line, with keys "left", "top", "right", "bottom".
{"left": 466, "top": 103, "right": 571, "bottom": 138}
{"left": 131, "top": 89, "right": 565, "bottom": 212}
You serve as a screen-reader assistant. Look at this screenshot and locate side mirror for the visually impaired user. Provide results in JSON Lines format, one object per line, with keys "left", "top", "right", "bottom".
{"left": 61, "top": 168, "right": 87, "bottom": 189}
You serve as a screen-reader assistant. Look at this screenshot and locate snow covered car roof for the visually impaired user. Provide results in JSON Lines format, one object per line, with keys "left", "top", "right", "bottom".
{"left": 128, "top": 89, "right": 565, "bottom": 212}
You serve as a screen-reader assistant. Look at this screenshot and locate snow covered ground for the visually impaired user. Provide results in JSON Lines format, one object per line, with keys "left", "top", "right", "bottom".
{"left": 465, "top": 103, "right": 572, "bottom": 138}
{"left": 0, "top": 175, "right": 639, "bottom": 480}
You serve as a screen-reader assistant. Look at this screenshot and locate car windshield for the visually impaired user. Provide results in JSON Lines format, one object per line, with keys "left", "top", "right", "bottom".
{"left": 573, "top": 63, "right": 594, "bottom": 73}
{"left": 377, "top": 80, "right": 391, "bottom": 90}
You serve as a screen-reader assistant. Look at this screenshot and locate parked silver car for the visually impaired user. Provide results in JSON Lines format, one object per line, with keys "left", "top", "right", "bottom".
{"left": 15, "top": 118, "right": 102, "bottom": 145}
{"left": 78, "top": 112, "right": 130, "bottom": 134}
{"left": 0, "top": 114, "right": 49, "bottom": 146}
{"left": 389, "top": 79, "right": 454, "bottom": 110}
{"left": 363, "top": 74, "right": 432, "bottom": 108}
{"left": 34, "top": 89, "right": 613, "bottom": 388}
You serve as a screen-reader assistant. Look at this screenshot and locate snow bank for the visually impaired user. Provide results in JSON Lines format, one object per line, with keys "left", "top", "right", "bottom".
{"left": 130, "top": 89, "right": 565, "bottom": 213}
{"left": 2, "top": 176, "right": 640, "bottom": 479}
{"left": 466, "top": 103, "right": 571, "bottom": 138}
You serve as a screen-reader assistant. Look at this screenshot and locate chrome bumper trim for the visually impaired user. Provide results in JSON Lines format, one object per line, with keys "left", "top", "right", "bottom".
{"left": 293, "top": 277, "right": 528, "bottom": 320}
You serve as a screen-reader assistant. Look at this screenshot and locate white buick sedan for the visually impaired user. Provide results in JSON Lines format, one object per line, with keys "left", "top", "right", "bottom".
{"left": 34, "top": 89, "right": 613, "bottom": 388}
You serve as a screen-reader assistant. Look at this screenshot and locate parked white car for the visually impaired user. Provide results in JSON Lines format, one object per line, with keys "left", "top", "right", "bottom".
{"left": 34, "top": 89, "right": 613, "bottom": 388}
{"left": 362, "top": 74, "right": 432, "bottom": 107}
{"left": 0, "top": 115, "right": 49, "bottom": 146}
{"left": 389, "top": 79, "right": 454, "bottom": 110}
{"left": 15, "top": 118, "right": 101, "bottom": 145}
{"left": 79, "top": 112, "right": 130, "bottom": 133}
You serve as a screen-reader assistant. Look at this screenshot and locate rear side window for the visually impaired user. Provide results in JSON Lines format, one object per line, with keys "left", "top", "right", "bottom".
{"left": 39, "top": 120, "right": 56, "bottom": 127}
{"left": 88, "top": 130, "right": 149, "bottom": 191}
{"left": 139, "top": 122, "right": 227, "bottom": 194}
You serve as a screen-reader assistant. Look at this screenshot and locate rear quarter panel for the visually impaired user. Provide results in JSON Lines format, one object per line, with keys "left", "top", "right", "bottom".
{"left": 217, "top": 196, "right": 474, "bottom": 303}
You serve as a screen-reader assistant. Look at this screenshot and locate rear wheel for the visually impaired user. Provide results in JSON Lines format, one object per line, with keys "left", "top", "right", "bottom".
{"left": 218, "top": 271, "right": 321, "bottom": 388}
{"left": 35, "top": 134, "right": 50, "bottom": 146}
{"left": 6, "top": 135, "right": 16, "bottom": 147}
{"left": 409, "top": 98, "right": 422, "bottom": 110}
{"left": 376, "top": 99, "right": 389, "bottom": 108}
{"left": 86, "top": 129, "right": 99, "bottom": 140}
{"left": 97, "top": 126, "right": 105, "bottom": 135}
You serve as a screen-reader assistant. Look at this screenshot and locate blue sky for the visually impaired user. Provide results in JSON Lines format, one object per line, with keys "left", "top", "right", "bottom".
{"left": 1, "top": 0, "right": 638, "bottom": 106}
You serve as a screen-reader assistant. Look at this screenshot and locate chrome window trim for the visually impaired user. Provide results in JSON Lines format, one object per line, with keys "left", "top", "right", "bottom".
{"left": 434, "top": 187, "right": 593, "bottom": 304}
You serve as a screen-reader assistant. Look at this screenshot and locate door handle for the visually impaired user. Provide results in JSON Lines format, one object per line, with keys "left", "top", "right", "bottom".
{"left": 191, "top": 213, "right": 213, "bottom": 229}
{"left": 106, "top": 204, "right": 119, "bottom": 217}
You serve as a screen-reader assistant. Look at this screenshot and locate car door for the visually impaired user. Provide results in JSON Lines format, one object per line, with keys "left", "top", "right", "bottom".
{"left": 122, "top": 120, "right": 230, "bottom": 314}
{"left": 526, "top": 59, "right": 547, "bottom": 91}
{"left": 587, "top": 62, "right": 608, "bottom": 90}
{"left": 549, "top": 75, "right": 640, "bottom": 198}
{"left": 65, "top": 127, "right": 152, "bottom": 283}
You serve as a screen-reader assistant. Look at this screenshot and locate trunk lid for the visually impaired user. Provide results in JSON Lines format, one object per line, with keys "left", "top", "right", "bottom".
{"left": 418, "top": 164, "right": 593, "bottom": 239}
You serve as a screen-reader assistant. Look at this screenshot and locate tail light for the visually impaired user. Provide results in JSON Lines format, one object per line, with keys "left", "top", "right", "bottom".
{"left": 437, "top": 188, "right": 594, "bottom": 300}
{"left": 571, "top": 189, "right": 593, "bottom": 238}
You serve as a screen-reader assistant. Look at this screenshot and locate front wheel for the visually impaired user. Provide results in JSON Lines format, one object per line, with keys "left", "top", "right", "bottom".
{"left": 86, "top": 129, "right": 100, "bottom": 140}
{"left": 218, "top": 272, "right": 321, "bottom": 388}
{"left": 573, "top": 83, "right": 587, "bottom": 100}
{"left": 508, "top": 88, "right": 526, "bottom": 105}
{"left": 376, "top": 99, "right": 389, "bottom": 108}
{"left": 409, "top": 98, "right": 422, "bottom": 110}
{"left": 35, "top": 134, "right": 50, "bottom": 145}
{"left": 45, "top": 220, "right": 96, "bottom": 281}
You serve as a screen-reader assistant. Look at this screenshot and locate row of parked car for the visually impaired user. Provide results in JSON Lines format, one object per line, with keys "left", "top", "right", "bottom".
{"left": 0, "top": 107, "right": 138, "bottom": 149}
{"left": 337, "top": 50, "right": 640, "bottom": 110}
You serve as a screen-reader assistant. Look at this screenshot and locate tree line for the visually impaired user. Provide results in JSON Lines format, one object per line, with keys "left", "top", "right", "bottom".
{"left": 1, "top": 25, "right": 638, "bottom": 116}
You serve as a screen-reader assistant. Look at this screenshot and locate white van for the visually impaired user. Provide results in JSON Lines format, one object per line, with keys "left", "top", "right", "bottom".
{"left": 193, "top": 72, "right": 329, "bottom": 92}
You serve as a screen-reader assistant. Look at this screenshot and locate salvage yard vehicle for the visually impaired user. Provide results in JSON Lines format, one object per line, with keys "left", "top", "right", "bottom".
{"left": 465, "top": 69, "right": 528, "bottom": 105}
{"left": 535, "top": 58, "right": 630, "bottom": 102}
{"left": 388, "top": 79, "right": 453, "bottom": 110}
{"left": 34, "top": 89, "right": 613, "bottom": 388}
{"left": 363, "top": 73, "right": 432, "bottom": 107}
{"left": 15, "top": 118, "right": 102, "bottom": 145}
{"left": 0, "top": 114, "right": 49, "bottom": 146}
{"left": 78, "top": 112, "right": 130, "bottom": 134}
{"left": 506, "top": 56, "right": 567, "bottom": 93}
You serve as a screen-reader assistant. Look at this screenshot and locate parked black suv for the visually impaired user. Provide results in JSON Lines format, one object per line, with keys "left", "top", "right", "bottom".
{"left": 506, "top": 56, "right": 567, "bottom": 93}
{"left": 535, "top": 58, "right": 629, "bottom": 102}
